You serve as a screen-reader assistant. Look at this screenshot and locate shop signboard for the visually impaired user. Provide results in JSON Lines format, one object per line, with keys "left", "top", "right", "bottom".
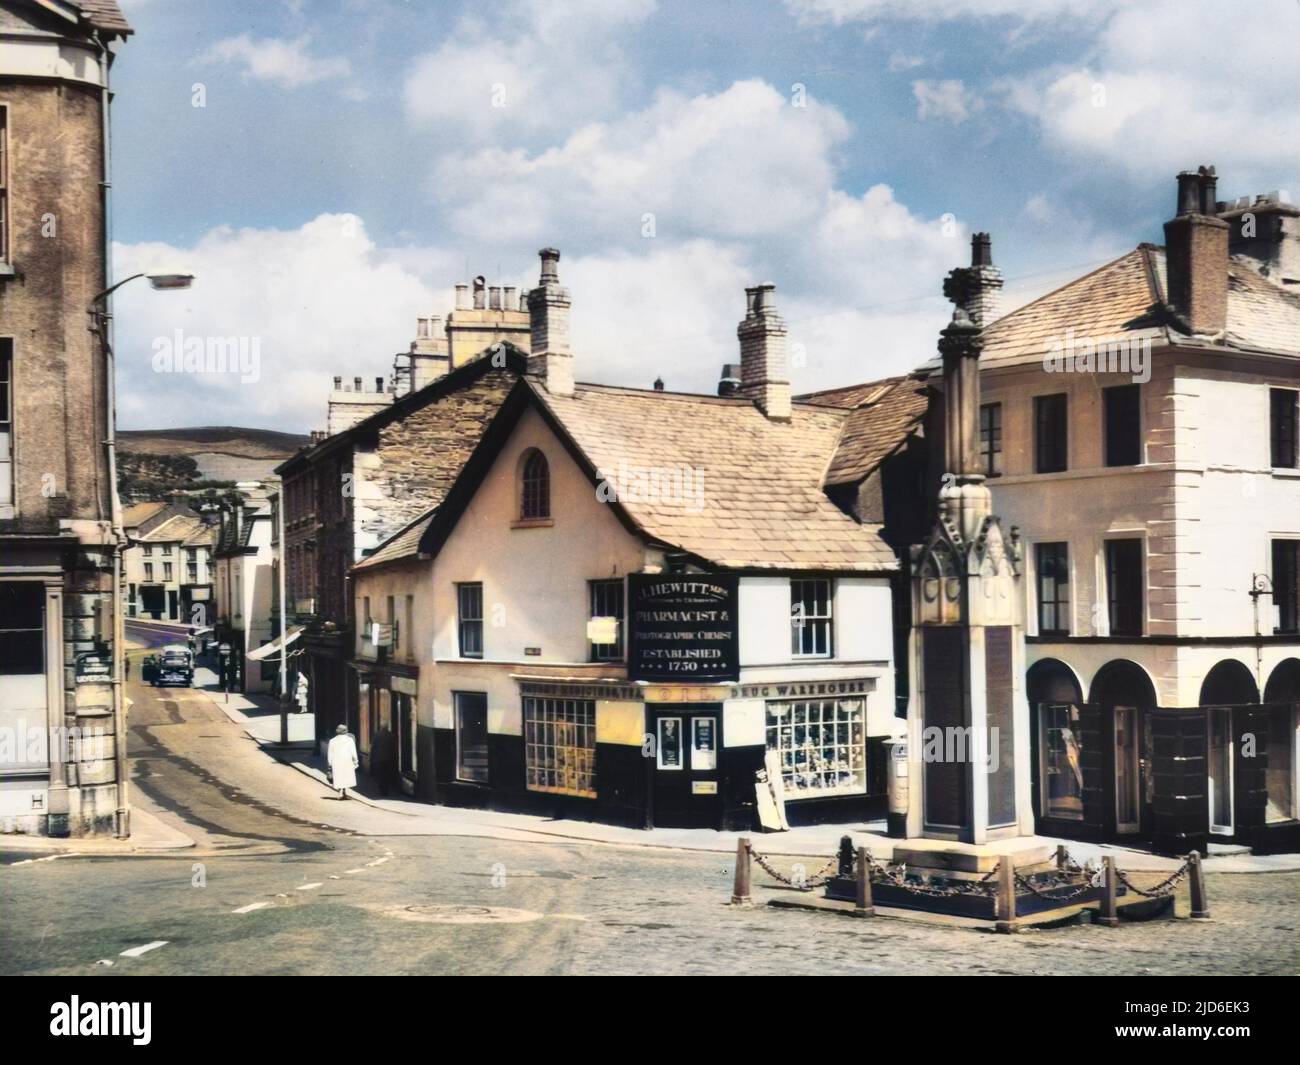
{"left": 627, "top": 574, "right": 739, "bottom": 682}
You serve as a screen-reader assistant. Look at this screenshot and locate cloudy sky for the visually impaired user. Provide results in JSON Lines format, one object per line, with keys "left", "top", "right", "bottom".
{"left": 109, "top": 0, "right": 1300, "bottom": 431}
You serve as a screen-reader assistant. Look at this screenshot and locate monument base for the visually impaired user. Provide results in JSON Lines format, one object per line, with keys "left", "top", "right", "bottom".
{"left": 891, "top": 836, "right": 1052, "bottom": 875}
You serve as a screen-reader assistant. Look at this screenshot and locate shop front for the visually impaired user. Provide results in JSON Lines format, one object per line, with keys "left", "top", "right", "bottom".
{"left": 352, "top": 662, "right": 420, "bottom": 798}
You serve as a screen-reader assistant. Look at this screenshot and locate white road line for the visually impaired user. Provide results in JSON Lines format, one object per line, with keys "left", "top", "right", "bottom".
{"left": 343, "top": 868, "right": 366, "bottom": 874}
{"left": 8, "top": 853, "right": 82, "bottom": 867}
{"left": 231, "top": 902, "right": 272, "bottom": 914}
{"left": 296, "top": 882, "right": 323, "bottom": 891}
{"left": 120, "top": 941, "right": 168, "bottom": 958}
{"left": 366, "top": 857, "right": 390, "bottom": 867}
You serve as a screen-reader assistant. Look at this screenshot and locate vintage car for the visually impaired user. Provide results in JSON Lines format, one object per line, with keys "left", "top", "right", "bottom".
{"left": 144, "top": 644, "right": 194, "bottom": 687}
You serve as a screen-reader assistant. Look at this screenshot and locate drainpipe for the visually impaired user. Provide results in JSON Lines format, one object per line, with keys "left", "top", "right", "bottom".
{"left": 93, "top": 30, "right": 130, "bottom": 838}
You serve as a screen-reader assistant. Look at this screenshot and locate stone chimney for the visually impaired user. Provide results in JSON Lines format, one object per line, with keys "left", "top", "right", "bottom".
{"left": 943, "top": 232, "right": 1004, "bottom": 329}
{"left": 737, "top": 284, "right": 791, "bottom": 420}
{"left": 526, "top": 248, "right": 574, "bottom": 396}
{"left": 1218, "top": 190, "right": 1300, "bottom": 287}
{"left": 1164, "top": 165, "right": 1229, "bottom": 335}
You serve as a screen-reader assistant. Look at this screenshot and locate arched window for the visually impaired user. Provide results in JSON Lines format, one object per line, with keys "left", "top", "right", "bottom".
{"left": 521, "top": 450, "right": 550, "bottom": 520}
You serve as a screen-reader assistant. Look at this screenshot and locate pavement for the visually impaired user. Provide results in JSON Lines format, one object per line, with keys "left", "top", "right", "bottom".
{"left": 186, "top": 670, "right": 1300, "bottom": 874}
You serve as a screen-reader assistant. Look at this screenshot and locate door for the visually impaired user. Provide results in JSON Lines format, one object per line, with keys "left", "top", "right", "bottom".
{"left": 1115, "top": 705, "right": 1143, "bottom": 833}
{"left": 651, "top": 706, "right": 722, "bottom": 828}
{"left": 168, "top": 589, "right": 179, "bottom": 620}
{"left": 1208, "top": 707, "right": 1234, "bottom": 834}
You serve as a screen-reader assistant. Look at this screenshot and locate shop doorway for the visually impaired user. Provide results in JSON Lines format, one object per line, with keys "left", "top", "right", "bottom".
{"left": 1090, "top": 659, "right": 1159, "bottom": 839}
{"left": 1114, "top": 705, "right": 1148, "bottom": 834}
{"left": 650, "top": 706, "right": 722, "bottom": 828}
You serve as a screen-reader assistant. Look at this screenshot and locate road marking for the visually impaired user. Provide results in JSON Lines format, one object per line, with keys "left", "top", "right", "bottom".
{"left": 296, "top": 882, "right": 323, "bottom": 891}
{"left": 120, "top": 941, "right": 168, "bottom": 958}
{"left": 231, "top": 902, "right": 271, "bottom": 914}
{"left": 366, "top": 857, "right": 390, "bottom": 867}
{"left": 328, "top": 875, "right": 341, "bottom": 880}
{"left": 8, "top": 853, "right": 83, "bottom": 867}
{"left": 343, "top": 868, "right": 366, "bottom": 874}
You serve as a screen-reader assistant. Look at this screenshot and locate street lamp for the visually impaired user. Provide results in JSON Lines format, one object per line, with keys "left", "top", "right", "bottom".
{"left": 218, "top": 643, "right": 232, "bottom": 705}
{"left": 87, "top": 268, "right": 195, "bottom": 841}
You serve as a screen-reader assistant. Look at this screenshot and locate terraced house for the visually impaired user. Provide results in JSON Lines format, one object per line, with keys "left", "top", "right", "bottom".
{"left": 941, "top": 168, "right": 1300, "bottom": 854}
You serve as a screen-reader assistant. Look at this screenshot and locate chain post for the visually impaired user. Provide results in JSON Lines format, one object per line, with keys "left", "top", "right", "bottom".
{"left": 994, "top": 859, "right": 1018, "bottom": 933}
{"left": 1055, "top": 844, "right": 1068, "bottom": 873}
{"left": 730, "top": 837, "right": 753, "bottom": 906}
{"left": 1187, "top": 850, "right": 1210, "bottom": 919}
{"left": 853, "top": 847, "right": 875, "bottom": 918}
{"left": 1098, "top": 855, "right": 1120, "bottom": 926}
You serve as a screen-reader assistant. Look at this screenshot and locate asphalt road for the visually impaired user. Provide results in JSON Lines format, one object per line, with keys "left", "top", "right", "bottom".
{"left": 2, "top": 659, "right": 1297, "bottom": 976}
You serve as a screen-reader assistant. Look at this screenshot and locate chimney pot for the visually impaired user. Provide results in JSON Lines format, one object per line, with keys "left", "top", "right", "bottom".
{"left": 653, "top": 377, "right": 664, "bottom": 392}
{"left": 539, "top": 247, "right": 561, "bottom": 285}
{"left": 333, "top": 375, "right": 342, "bottom": 389}
{"left": 353, "top": 376, "right": 362, "bottom": 391}
{"left": 527, "top": 247, "right": 573, "bottom": 395}
{"left": 472, "top": 276, "right": 486, "bottom": 310}
{"left": 971, "top": 232, "right": 993, "bottom": 267}
{"left": 454, "top": 284, "right": 470, "bottom": 310}
{"left": 489, "top": 286, "right": 502, "bottom": 310}
{"left": 376, "top": 376, "right": 384, "bottom": 392}
{"left": 1176, "top": 170, "right": 1202, "bottom": 216}
{"left": 503, "top": 286, "right": 517, "bottom": 309}
{"left": 1164, "top": 165, "right": 1229, "bottom": 334}
{"left": 717, "top": 363, "right": 742, "bottom": 397}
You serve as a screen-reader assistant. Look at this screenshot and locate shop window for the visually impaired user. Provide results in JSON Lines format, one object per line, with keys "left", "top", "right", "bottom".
{"left": 457, "top": 582, "right": 483, "bottom": 658}
{"left": 520, "top": 449, "right": 550, "bottom": 519}
{"left": 1035, "top": 542, "right": 1070, "bottom": 636}
{"left": 1105, "top": 538, "right": 1144, "bottom": 637}
{"left": 791, "top": 578, "right": 833, "bottom": 657}
{"left": 0, "top": 340, "right": 12, "bottom": 507}
{"left": 588, "top": 579, "right": 624, "bottom": 661}
{"left": 523, "top": 697, "right": 595, "bottom": 798}
{"left": 1103, "top": 384, "right": 1142, "bottom": 467}
{"left": 1273, "top": 540, "right": 1299, "bottom": 634}
{"left": 1034, "top": 393, "right": 1068, "bottom": 474}
{"left": 0, "top": 582, "right": 43, "bottom": 675}
{"left": 454, "top": 691, "right": 488, "bottom": 783}
{"left": 765, "top": 698, "right": 865, "bottom": 798}
{"left": 979, "top": 401, "right": 1002, "bottom": 477}
{"left": 1038, "top": 703, "right": 1084, "bottom": 820}
{"left": 1271, "top": 388, "right": 1298, "bottom": 468}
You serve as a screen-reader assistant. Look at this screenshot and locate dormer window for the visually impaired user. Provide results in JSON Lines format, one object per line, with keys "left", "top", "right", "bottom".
{"left": 520, "top": 449, "right": 550, "bottom": 520}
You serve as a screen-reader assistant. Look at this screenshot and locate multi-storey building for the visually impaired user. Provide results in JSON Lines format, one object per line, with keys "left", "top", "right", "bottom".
{"left": 940, "top": 168, "right": 1300, "bottom": 854}
{"left": 351, "top": 260, "right": 925, "bottom": 828}
{"left": 211, "top": 483, "right": 277, "bottom": 694}
{"left": 122, "top": 500, "right": 215, "bottom": 624}
{"left": 277, "top": 267, "right": 535, "bottom": 752}
{"left": 0, "top": 0, "right": 132, "bottom": 836}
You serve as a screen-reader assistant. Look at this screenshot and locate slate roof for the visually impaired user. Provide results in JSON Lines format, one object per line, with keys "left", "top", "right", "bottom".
{"left": 353, "top": 507, "right": 435, "bottom": 571}
{"left": 122, "top": 501, "right": 167, "bottom": 530}
{"left": 526, "top": 381, "right": 898, "bottom": 571}
{"left": 138, "top": 513, "right": 213, "bottom": 547}
{"left": 799, "top": 375, "right": 930, "bottom": 488}
{"left": 70, "top": 0, "right": 132, "bottom": 34}
{"left": 969, "top": 245, "right": 1300, "bottom": 370}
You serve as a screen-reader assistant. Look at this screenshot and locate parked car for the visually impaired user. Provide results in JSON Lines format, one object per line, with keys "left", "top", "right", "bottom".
{"left": 147, "top": 645, "right": 194, "bottom": 687}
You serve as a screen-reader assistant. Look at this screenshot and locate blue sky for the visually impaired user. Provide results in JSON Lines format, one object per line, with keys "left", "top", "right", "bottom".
{"left": 109, "top": 0, "right": 1300, "bottom": 431}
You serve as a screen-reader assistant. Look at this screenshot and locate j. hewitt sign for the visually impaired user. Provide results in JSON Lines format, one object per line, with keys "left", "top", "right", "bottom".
{"left": 627, "top": 574, "right": 739, "bottom": 682}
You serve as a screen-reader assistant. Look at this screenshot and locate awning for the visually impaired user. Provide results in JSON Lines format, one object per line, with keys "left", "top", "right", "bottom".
{"left": 246, "top": 626, "right": 305, "bottom": 662}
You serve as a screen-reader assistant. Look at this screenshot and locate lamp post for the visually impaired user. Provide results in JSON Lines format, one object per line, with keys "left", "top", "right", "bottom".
{"left": 88, "top": 269, "right": 195, "bottom": 840}
{"left": 218, "top": 642, "right": 232, "bottom": 705}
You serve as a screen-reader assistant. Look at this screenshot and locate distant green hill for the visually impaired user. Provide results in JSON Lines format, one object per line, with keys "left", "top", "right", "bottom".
{"left": 117, "top": 426, "right": 309, "bottom": 500}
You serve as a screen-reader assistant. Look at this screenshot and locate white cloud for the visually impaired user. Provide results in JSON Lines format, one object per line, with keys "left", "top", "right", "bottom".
{"left": 112, "top": 215, "right": 433, "bottom": 431}
{"left": 403, "top": 0, "right": 656, "bottom": 144}
{"left": 887, "top": 52, "right": 925, "bottom": 71}
{"left": 786, "top": 0, "right": 1125, "bottom": 23}
{"left": 201, "top": 34, "right": 352, "bottom": 89}
{"left": 912, "top": 79, "right": 980, "bottom": 123}
{"left": 1000, "top": 2, "right": 1300, "bottom": 189}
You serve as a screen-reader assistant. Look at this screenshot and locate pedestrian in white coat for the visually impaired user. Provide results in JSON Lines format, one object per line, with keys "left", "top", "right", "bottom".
{"left": 327, "top": 724, "right": 359, "bottom": 799}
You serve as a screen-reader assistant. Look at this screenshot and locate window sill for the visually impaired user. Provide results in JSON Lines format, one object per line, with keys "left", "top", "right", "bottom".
{"left": 1271, "top": 467, "right": 1300, "bottom": 479}
{"left": 511, "top": 517, "right": 554, "bottom": 529}
{"left": 0, "top": 262, "right": 14, "bottom": 279}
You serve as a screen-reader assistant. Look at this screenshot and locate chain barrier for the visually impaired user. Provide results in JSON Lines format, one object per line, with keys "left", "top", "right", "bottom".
{"left": 1115, "top": 860, "right": 1191, "bottom": 899}
{"left": 747, "top": 845, "right": 839, "bottom": 891}
{"left": 745, "top": 842, "right": 1194, "bottom": 905}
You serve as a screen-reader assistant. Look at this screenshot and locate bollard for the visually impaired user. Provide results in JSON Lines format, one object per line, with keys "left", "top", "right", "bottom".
{"left": 730, "top": 837, "right": 753, "bottom": 906}
{"left": 1056, "top": 844, "right": 1068, "bottom": 872}
{"left": 1188, "top": 850, "right": 1210, "bottom": 920}
{"left": 1098, "top": 855, "right": 1119, "bottom": 926}
{"left": 994, "top": 859, "right": 1018, "bottom": 933}
{"left": 853, "top": 847, "right": 875, "bottom": 917}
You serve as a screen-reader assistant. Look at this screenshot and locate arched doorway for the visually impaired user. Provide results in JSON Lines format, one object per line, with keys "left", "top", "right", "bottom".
{"left": 1262, "top": 660, "right": 1300, "bottom": 830}
{"left": 1199, "top": 660, "right": 1260, "bottom": 836}
{"left": 1089, "top": 660, "right": 1158, "bottom": 837}
{"left": 1027, "top": 660, "right": 1086, "bottom": 827}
